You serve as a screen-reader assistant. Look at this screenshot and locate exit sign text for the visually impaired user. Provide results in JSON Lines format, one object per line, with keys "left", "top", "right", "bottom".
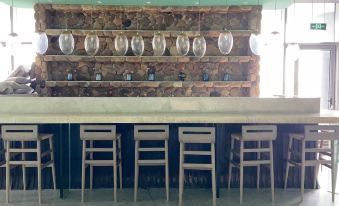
{"left": 310, "top": 23, "right": 327, "bottom": 30}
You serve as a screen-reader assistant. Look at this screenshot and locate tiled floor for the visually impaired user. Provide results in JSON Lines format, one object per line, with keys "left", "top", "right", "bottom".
{"left": 1, "top": 188, "right": 339, "bottom": 206}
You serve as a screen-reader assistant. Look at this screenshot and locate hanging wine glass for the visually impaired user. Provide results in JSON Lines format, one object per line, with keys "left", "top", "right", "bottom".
{"left": 115, "top": 32, "right": 129, "bottom": 56}
{"left": 59, "top": 30, "right": 74, "bottom": 55}
{"left": 7, "top": 32, "right": 19, "bottom": 55}
{"left": 193, "top": 35, "right": 206, "bottom": 58}
{"left": 152, "top": 31, "right": 166, "bottom": 56}
{"left": 176, "top": 32, "right": 190, "bottom": 56}
{"left": 84, "top": 31, "right": 100, "bottom": 56}
{"left": 218, "top": 30, "right": 233, "bottom": 55}
{"left": 131, "top": 33, "right": 144, "bottom": 56}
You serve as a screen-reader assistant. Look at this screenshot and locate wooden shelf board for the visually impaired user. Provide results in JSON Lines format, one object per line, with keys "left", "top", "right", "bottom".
{"left": 45, "top": 81, "right": 252, "bottom": 88}
{"left": 43, "top": 55, "right": 255, "bottom": 63}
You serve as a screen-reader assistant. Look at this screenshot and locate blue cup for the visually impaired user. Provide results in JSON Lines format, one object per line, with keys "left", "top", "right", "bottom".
{"left": 148, "top": 73, "right": 155, "bottom": 81}
{"left": 223, "top": 73, "right": 230, "bottom": 81}
{"left": 126, "top": 73, "right": 132, "bottom": 81}
{"left": 95, "top": 73, "right": 102, "bottom": 81}
{"left": 202, "top": 72, "right": 209, "bottom": 81}
{"left": 67, "top": 72, "right": 73, "bottom": 81}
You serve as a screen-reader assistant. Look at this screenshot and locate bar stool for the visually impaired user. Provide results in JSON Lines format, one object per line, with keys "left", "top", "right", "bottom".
{"left": 178, "top": 127, "right": 216, "bottom": 206}
{"left": 134, "top": 125, "right": 169, "bottom": 202}
{"left": 2, "top": 125, "right": 56, "bottom": 204}
{"left": 284, "top": 125, "right": 339, "bottom": 202}
{"left": 228, "top": 125, "right": 277, "bottom": 204}
{"left": 80, "top": 125, "right": 122, "bottom": 203}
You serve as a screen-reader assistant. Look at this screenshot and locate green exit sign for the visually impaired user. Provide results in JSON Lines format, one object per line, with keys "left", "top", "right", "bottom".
{"left": 310, "top": 23, "right": 327, "bottom": 30}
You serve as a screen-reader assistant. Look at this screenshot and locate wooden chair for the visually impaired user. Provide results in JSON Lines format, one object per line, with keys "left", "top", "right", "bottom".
{"left": 80, "top": 125, "right": 122, "bottom": 203}
{"left": 134, "top": 125, "right": 169, "bottom": 202}
{"left": 228, "top": 125, "right": 277, "bottom": 205}
{"left": 284, "top": 125, "right": 339, "bottom": 202}
{"left": 2, "top": 125, "right": 56, "bottom": 204}
{"left": 178, "top": 127, "right": 216, "bottom": 206}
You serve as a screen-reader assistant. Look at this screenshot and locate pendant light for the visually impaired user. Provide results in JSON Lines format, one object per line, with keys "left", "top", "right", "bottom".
{"left": 131, "top": 4, "right": 144, "bottom": 56}
{"left": 59, "top": 0, "right": 74, "bottom": 55}
{"left": 152, "top": 0, "right": 166, "bottom": 56}
{"left": 249, "top": 0, "right": 264, "bottom": 55}
{"left": 193, "top": 1, "right": 206, "bottom": 58}
{"left": 176, "top": 0, "right": 190, "bottom": 57}
{"left": 287, "top": 0, "right": 300, "bottom": 61}
{"left": 218, "top": 0, "right": 233, "bottom": 55}
{"left": 115, "top": 8, "right": 129, "bottom": 56}
{"left": 84, "top": 0, "right": 100, "bottom": 56}
{"left": 35, "top": 0, "right": 48, "bottom": 55}
{"left": 7, "top": 0, "right": 19, "bottom": 55}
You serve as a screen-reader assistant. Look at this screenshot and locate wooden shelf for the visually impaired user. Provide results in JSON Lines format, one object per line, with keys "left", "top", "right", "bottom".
{"left": 45, "top": 29, "right": 253, "bottom": 38}
{"left": 43, "top": 55, "right": 255, "bottom": 63}
{"left": 45, "top": 81, "right": 251, "bottom": 88}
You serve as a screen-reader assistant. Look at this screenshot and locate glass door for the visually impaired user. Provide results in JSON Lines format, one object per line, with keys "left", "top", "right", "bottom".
{"left": 295, "top": 44, "right": 336, "bottom": 110}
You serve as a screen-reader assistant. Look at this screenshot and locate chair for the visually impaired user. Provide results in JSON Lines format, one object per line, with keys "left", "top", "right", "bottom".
{"left": 178, "top": 127, "right": 216, "bottom": 206}
{"left": 2, "top": 125, "right": 56, "bottom": 204}
{"left": 134, "top": 125, "right": 169, "bottom": 202}
{"left": 228, "top": 125, "right": 277, "bottom": 204}
{"left": 80, "top": 125, "right": 122, "bottom": 202}
{"left": 284, "top": 125, "right": 339, "bottom": 202}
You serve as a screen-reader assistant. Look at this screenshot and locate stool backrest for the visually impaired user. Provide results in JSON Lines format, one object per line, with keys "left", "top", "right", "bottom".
{"left": 80, "top": 125, "right": 117, "bottom": 140}
{"left": 179, "top": 127, "right": 215, "bottom": 144}
{"left": 1, "top": 125, "right": 38, "bottom": 141}
{"left": 134, "top": 125, "right": 169, "bottom": 140}
{"left": 305, "top": 125, "right": 339, "bottom": 141}
{"left": 242, "top": 125, "right": 277, "bottom": 141}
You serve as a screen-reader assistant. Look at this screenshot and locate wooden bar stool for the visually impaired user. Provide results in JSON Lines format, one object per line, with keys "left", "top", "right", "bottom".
{"left": 2, "top": 125, "right": 56, "bottom": 204}
{"left": 228, "top": 125, "right": 277, "bottom": 204}
{"left": 80, "top": 125, "right": 122, "bottom": 203}
{"left": 178, "top": 127, "right": 216, "bottom": 206}
{"left": 284, "top": 125, "right": 339, "bottom": 202}
{"left": 134, "top": 125, "right": 169, "bottom": 202}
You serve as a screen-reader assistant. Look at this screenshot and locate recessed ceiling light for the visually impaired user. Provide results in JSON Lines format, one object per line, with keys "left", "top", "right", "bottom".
{"left": 195, "top": 1, "right": 199, "bottom": 5}
{"left": 97, "top": 0, "right": 102, "bottom": 4}
{"left": 243, "top": 1, "right": 248, "bottom": 4}
{"left": 146, "top": 1, "right": 151, "bottom": 4}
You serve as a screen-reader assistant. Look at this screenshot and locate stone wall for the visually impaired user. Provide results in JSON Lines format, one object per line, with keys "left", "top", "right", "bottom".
{"left": 34, "top": 4, "right": 261, "bottom": 97}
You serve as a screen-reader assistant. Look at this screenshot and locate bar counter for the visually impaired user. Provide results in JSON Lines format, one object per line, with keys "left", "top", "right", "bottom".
{"left": 1, "top": 96, "right": 338, "bottom": 199}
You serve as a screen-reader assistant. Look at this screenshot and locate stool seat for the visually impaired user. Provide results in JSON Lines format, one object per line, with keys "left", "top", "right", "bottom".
{"left": 289, "top": 133, "right": 304, "bottom": 140}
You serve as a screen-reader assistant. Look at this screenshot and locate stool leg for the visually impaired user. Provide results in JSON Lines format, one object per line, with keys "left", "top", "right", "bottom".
{"left": 21, "top": 141, "right": 26, "bottom": 191}
{"left": 240, "top": 140, "right": 244, "bottom": 205}
{"left": 313, "top": 141, "right": 319, "bottom": 189}
{"left": 211, "top": 143, "right": 216, "bottom": 206}
{"left": 257, "top": 140, "right": 261, "bottom": 189}
{"left": 5, "top": 140, "right": 10, "bottom": 203}
{"left": 90, "top": 140, "right": 93, "bottom": 190}
{"left": 179, "top": 142, "right": 184, "bottom": 206}
{"left": 331, "top": 140, "right": 337, "bottom": 202}
{"left": 113, "top": 140, "right": 117, "bottom": 203}
{"left": 300, "top": 139, "right": 306, "bottom": 202}
{"left": 228, "top": 137, "right": 234, "bottom": 190}
{"left": 165, "top": 140, "right": 169, "bottom": 201}
{"left": 81, "top": 140, "right": 86, "bottom": 202}
{"left": 37, "top": 140, "right": 42, "bottom": 204}
{"left": 49, "top": 137, "right": 57, "bottom": 190}
{"left": 134, "top": 140, "right": 139, "bottom": 202}
{"left": 118, "top": 138, "right": 122, "bottom": 190}
{"left": 284, "top": 135, "right": 292, "bottom": 189}
{"left": 270, "top": 140, "right": 275, "bottom": 203}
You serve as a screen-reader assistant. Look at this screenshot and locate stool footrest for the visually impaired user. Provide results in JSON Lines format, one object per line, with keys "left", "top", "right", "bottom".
{"left": 183, "top": 163, "right": 212, "bottom": 170}
{"left": 183, "top": 151, "right": 211, "bottom": 155}
{"left": 86, "top": 148, "right": 115, "bottom": 152}
{"left": 85, "top": 160, "right": 116, "bottom": 166}
{"left": 137, "top": 159, "right": 166, "bottom": 166}
{"left": 8, "top": 148, "right": 36, "bottom": 153}
{"left": 138, "top": 147, "right": 165, "bottom": 152}
{"left": 243, "top": 148, "right": 270, "bottom": 153}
